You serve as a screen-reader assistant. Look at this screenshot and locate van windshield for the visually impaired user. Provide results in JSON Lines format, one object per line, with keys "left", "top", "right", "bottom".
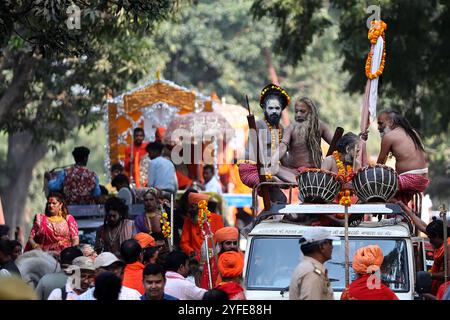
{"left": 245, "top": 237, "right": 409, "bottom": 292}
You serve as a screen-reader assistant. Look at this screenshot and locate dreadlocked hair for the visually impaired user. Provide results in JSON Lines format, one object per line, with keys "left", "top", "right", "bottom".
{"left": 382, "top": 110, "right": 425, "bottom": 151}
{"left": 297, "top": 97, "right": 322, "bottom": 168}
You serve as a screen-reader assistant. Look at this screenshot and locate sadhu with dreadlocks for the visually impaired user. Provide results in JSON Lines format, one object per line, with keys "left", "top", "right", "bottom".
{"left": 272, "top": 96, "right": 333, "bottom": 183}
{"left": 376, "top": 110, "right": 428, "bottom": 204}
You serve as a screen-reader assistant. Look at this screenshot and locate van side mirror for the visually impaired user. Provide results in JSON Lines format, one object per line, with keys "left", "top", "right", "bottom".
{"left": 415, "top": 271, "right": 432, "bottom": 294}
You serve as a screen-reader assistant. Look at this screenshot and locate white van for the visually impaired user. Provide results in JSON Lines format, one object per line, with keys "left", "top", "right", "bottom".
{"left": 243, "top": 203, "right": 429, "bottom": 300}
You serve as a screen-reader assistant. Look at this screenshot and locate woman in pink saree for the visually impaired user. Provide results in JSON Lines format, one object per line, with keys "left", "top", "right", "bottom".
{"left": 25, "top": 193, "right": 79, "bottom": 255}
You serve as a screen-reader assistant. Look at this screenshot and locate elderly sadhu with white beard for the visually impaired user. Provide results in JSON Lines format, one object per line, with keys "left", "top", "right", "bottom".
{"left": 272, "top": 96, "right": 333, "bottom": 183}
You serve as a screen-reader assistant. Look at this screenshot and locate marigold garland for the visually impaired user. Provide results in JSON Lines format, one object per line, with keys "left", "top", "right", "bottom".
{"left": 338, "top": 189, "right": 352, "bottom": 207}
{"left": 365, "top": 20, "right": 387, "bottom": 80}
{"left": 333, "top": 151, "right": 354, "bottom": 207}
{"left": 160, "top": 212, "right": 171, "bottom": 238}
{"left": 333, "top": 151, "right": 354, "bottom": 183}
{"left": 197, "top": 200, "right": 212, "bottom": 230}
{"left": 265, "top": 119, "right": 282, "bottom": 159}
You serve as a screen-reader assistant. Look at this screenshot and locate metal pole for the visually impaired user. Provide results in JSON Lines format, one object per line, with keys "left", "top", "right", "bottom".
{"left": 130, "top": 132, "right": 135, "bottom": 186}
{"left": 344, "top": 204, "right": 350, "bottom": 288}
{"left": 170, "top": 194, "right": 174, "bottom": 249}
{"left": 441, "top": 204, "right": 448, "bottom": 285}
{"left": 203, "top": 230, "right": 213, "bottom": 289}
{"left": 206, "top": 220, "right": 220, "bottom": 268}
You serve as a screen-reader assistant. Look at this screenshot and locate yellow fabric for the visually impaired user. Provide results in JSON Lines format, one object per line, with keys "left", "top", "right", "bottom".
{"left": 0, "top": 276, "right": 38, "bottom": 300}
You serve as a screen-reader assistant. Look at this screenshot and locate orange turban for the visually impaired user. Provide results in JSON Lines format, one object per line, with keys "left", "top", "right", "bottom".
{"left": 188, "top": 193, "right": 210, "bottom": 205}
{"left": 215, "top": 227, "right": 239, "bottom": 243}
{"left": 135, "top": 232, "right": 156, "bottom": 248}
{"left": 218, "top": 251, "right": 244, "bottom": 278}
{"left": 352, "top": 245, "right": 384, "bottom": 274}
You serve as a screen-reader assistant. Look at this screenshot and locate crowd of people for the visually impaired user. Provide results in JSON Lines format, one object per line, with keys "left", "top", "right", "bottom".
{"left": 0, "top": 188, "right": 245, "bottom": 300}
{"left": 0, "top": 83, "right": 448, "bottom": 301}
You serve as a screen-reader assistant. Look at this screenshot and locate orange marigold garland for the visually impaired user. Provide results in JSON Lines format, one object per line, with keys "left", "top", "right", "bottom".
{"left": 197, "top": 200, "right": 212, "bottom": 230}
{"left": 365, "top": 20, "right": 387, "bottom": 80}
{"left": 160, "top": 212, "right": 171, "bottom": 238}
{"left": 333, "top": 151, "right": 354, "bottom": 207}
{"left": 333, "top": 151, "right": 354, "bottom": 183}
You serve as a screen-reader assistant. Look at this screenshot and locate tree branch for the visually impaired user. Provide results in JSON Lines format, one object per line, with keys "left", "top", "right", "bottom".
{"left": 0, "top": 53, "right": 34, "bottom": 120}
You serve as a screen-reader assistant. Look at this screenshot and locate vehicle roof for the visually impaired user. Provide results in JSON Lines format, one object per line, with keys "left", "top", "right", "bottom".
{"left": 249, "top": 219, "right": 412, "bottom": 238}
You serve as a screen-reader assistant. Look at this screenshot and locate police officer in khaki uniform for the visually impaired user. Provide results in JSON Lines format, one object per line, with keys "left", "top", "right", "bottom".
{"left": 289, "top": 227, "right": 338, "bottom": 300}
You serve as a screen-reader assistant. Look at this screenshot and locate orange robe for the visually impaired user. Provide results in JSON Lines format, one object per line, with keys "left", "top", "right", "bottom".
{"left": 122, "top": 261, "right": 145, "bottom": 295}
{"left": 180, "top": 213, "right": 224, "bottom": 260}
{"left": 340, "top": 274, "right": 398, "bottom": 300}
{"left": 431, "top": 238, "right": 450, "bottom": 295}
{"left": 124, "top": 142, "right": 149, "bottom": 188}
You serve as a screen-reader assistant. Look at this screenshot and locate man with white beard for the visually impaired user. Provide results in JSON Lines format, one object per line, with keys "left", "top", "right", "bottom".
{"left": 376, "top": 110, "right": 429, "bottom": 204}
{"left": 272, "top": 97, "right": 333, "bottom": 183}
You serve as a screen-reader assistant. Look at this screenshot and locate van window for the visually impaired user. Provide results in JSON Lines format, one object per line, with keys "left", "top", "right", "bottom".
{"left": 245, "top": 237, "right": 409, "bottom": 292}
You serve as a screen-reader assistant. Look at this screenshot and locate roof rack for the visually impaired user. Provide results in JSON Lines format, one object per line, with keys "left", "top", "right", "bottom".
{"left": 253, "top": 203, "right": 414, "bottom": 233}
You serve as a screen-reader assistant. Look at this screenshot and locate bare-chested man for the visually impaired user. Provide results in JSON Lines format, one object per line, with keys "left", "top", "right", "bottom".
{"left": 376, "top": 110, "right": 429, "bottom": 204}
{"left": 238, "top": 83, "right": 290, "bottom": 203}
{"left": 272, "top": 97, "right": 333, "bottom": 183}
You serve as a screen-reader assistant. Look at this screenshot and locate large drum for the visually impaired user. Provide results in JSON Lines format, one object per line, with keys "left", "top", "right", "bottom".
{"left": 352, "top": 165, "right": 398, "bottom": 203}
{"left": 297, "top": 169, "right": 342, "bottom": 203}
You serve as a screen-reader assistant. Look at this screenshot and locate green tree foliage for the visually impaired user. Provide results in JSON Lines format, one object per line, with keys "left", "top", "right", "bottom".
{"left": 153, "top": 0, "right": 362, "bottom": 134}
{"left": 0, "top": 0, "right": 176, "bottom": 232}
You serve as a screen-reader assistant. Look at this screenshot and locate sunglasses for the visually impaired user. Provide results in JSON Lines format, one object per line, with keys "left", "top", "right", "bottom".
{"left": 223, "top": 240, "right": 238, "bottom": 245}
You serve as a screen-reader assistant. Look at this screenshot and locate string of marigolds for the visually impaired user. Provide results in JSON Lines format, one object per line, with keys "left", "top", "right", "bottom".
{"left": 197, "top": 200, "right": 212, "bottom": 229}
{"left": 265, "top": 119, "right": 282, "bottom": 160}
{"left": 365, "top": 20, "right": 387, "bottom": 80}
{"left": 333, "top": 151, "right": 354, "bottom": 183}
{"left": 160, "top": 212, "right": 171, "bottom": 238}
{"left": 333, "top": 151, "right": 354, "bottom": 207}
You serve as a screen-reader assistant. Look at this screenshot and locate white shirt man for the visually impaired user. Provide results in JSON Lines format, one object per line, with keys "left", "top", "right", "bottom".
{"left": 164, "top": 251, "right": 206, "bottom": 300}
{"left": 203, "top": 165, "right": 222, "bottom": 194}
{"left": 76, "top": 252, "right": 141, "bottom": 300}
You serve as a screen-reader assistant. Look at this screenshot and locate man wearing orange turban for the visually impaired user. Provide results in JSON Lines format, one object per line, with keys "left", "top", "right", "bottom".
{"left": 180, "top": 192, "right": 224, "bottom": 263}
{"left": 134, "top": 233, "right": 156, "bottom": 249}
{"left": 341, "top": 245, "right": 398, "bottom": 300}
{"left": 200, "top": 227, "right": 240, "bottom": 289}
{"left": 215, "top": 251, "right": 246, "bottom": 300}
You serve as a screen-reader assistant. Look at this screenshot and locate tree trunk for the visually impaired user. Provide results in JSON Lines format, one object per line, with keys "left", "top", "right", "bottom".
{"left": 1, "top": 132, "right": 47, "bottom": 238}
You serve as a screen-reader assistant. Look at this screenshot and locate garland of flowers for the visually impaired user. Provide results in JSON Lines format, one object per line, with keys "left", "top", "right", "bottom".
{"left": 333, "top": 151, "right": 354, "bottom": 207}
{"left": 260, "top": 84, "right": 291, "bottom": 106}
{"left": 365, "top": 20, "right": 387, "bottom": 80}
{"left": 197, "top": 200, "right": 212, "bottom": 230}
{"left": 333, "top": 151, "right": 354, "bottom": 183}
{"left": 265, "top": 119, "right": 282, "bottom": 159}
{"left": 160, "top": 211, "right": 171, "bottom": 239}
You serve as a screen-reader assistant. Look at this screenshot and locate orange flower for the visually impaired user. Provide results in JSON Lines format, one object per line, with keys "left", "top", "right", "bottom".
{"left": 366, "top": 20, "right": 387, "bottom": 79}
